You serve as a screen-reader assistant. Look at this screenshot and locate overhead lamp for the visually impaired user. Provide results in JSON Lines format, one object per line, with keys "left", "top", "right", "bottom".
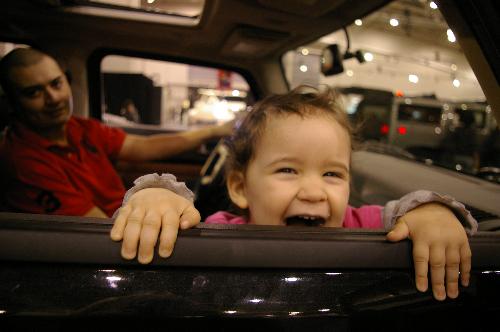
{"left": 452, "top": 78, "right": 461, "bottom": 88}
{"left": 354, "top": 19, "right": 362, "bottom": 26}
{"left": 389, "top": 18, "right": 399, "bottom": 27}
{"left": 408, "top": 74, "right": 419, "bottom": 83}
{"left": 363, "top": 52, "right": 374, "bottom": 62}
{"left": 429, "top": 1, "right": 438, "bottom": 9}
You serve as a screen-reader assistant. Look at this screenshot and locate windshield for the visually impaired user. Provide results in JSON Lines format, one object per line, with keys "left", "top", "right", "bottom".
{"left": 282, "top": 0, "right": 498, "bottom": 182}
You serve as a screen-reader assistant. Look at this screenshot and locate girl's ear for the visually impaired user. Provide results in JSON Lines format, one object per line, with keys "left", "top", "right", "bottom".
{"left": 226, "top": 170, "right": 249, "bottom": 209}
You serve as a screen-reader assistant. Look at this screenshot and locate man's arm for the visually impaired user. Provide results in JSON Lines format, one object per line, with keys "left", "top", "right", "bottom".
{"left": 84, "top": 206, "right": 108, "bottom": 218}
{"left": 118, "top": 122, "right": 232, "bottom": 161}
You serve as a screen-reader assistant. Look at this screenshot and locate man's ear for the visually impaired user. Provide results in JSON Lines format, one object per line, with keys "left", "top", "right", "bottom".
{"left": 226, "top": 170, "right": 249, "bottom": 209}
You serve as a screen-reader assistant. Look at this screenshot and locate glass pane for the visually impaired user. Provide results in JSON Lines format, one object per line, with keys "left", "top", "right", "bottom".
{"left": 282, "top": 0, "right": 497, "bottom": 179}
{"left": 101, "top": 55, "right": 252, "bottom": 131}
{"left": 89, "top": 0, "right": 205, "bottom": 18}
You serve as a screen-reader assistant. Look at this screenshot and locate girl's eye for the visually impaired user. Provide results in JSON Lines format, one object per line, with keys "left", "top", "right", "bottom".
{"left": 277, "top": 168, "right": 296, "bottom": 174}
{"left": 324, "top": 171, "right": 341, "bottom": 178}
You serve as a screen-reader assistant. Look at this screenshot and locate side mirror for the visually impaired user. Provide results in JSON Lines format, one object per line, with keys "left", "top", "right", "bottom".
{"left": 320, "top": 44, "right": 344, "bottom": 76}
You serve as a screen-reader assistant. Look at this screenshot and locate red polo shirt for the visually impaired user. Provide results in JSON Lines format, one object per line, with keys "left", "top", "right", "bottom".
{"left": 0, "top": 116, "right": 126, "bottom": 217}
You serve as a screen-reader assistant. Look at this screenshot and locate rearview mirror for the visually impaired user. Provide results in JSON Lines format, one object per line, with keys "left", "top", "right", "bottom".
{"left": 320, "top": 44, "right": 344, "bottom": 76}
{"left": 321, "top": 43, "right": 367, "bottom": 76}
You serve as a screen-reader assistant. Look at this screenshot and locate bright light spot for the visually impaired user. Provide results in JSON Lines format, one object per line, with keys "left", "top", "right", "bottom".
{"left": 346, "top": 69, "right": 354, "bottom": 77}
{"left": 481, "top": 270, "right": 500, "bottom": 274}
{"left": 289, "top": 312, "right": 301, "bottom": 316}
{"left": 461, "top": 103, "right": 468, "bottom": 110}
{"left": 106, "top": 275, "right": 122, "bottom": 289}
{"left": 364, "top": 52, "right": 374, "bottom": 62}
{"left": 404, "top": 98, "right": 412, "bottom": 105}
{"left": 398, "top": 126, "right": 407, "bottom": 135}
{"left": 443, "top": 103, "right": 450, "bottom": 111}
{"left": 325, "top": 272, "right": 342, "bottom": 276}
{"left": 0, "top": 310, "right": 6, "bottom": 315}
{"left": 248, "top": 298, "right": 263, "bottom": 303}
{"left": 232, "top": 90, "right": 240, "bottom": 97}
{"left": 408, "top": 74, "right": 419, "bottom": 83}
{"left": 106, "top": 276, "right": 122, "bottom": 282}
{"left": 453, "top": 78, "right": 461, "bottom": 87}
{"left": 147, "top": 0, "right": 155, "bottom": 3}
{"left": 285, "top": 277, "right": 300, "bottom": 282}
{"left": 451, "top": 63, "right": 457, "bottom": 71}
{"left": 435, "top": 127, "right": 442, "bottom": 134}
{"left": 455, "top": 164, "right": 463, "bottom": 171}
{"left": 354, "top": 19, "right": 363, "bottom": 26}
{"left": 429, "top": 1, "right": 438, "bottom": 9}
{"left": 389, "top": 18, "right": 399, "bottom": 27}
{"left": 224, "top": 310, "right": 237, "bottom": 314}
{"left": 299, "top": 65, "right": 308, "bottom": 72}
{"left": 301, "top": 48, "right": 309, "bottom": 56}
{"left": 318, "top": 308, "right": 331, "bottom": 312}
{"left": 447, "top": 112, "right": 454, "bottom": 119}
{"left": 447, "top": 29, "right": 456, "bottom": 42}
{"left": 99, "top": 269, "right": 116, "bottom": 272}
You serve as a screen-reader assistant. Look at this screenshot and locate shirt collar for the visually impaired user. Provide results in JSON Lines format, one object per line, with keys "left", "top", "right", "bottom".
{"left": 12, "top": 117, "right": 82, "bottom": 150}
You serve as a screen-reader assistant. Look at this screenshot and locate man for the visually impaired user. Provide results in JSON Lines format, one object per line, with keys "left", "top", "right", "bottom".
{"left": 0, "top": 47, "right": 232, "bottom": 218}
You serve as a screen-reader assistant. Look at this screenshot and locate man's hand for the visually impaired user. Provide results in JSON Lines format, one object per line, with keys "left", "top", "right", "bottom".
{"left": 386, "top": 203, "right": 471, "bottom": 301}
{"left": 110, "top": 188, "right": 201, "bottom": 264}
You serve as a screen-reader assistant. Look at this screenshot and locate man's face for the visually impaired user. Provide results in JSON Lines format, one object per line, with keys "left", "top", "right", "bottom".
{"left": 9, "top": 55, "right": 72, "bottom": 130}
{"left": 228, "top": 113, "right": 351, "bottom": 227}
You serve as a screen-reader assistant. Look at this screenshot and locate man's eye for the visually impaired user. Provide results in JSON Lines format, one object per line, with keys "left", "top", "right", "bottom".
{"left": 21, "top": 89, "right": 41, "bottom": 98}
{"left": 51, "top": 79, "right": 62, "bottom": 89}
{"left": 277, "top": 168, "right": 296, "bottom": 174}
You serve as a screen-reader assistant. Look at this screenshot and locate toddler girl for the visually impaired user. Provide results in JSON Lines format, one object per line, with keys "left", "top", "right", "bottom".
{"left": 111, "top": 86, "right": 476, "bottom": 301}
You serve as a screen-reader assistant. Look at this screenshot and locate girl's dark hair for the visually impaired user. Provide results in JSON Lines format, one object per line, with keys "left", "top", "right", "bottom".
{"left": 226, "top": 85, "right": 353, "bottom": 174}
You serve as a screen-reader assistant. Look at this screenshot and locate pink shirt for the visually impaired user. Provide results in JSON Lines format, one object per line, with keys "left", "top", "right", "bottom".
{"left": 205, "top": 205, "right": 383, "bottom": 229}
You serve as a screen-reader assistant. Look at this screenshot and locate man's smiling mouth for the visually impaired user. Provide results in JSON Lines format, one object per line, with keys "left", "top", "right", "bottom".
{"left": 285, "top": 215, "right": 326, "bottom": 227}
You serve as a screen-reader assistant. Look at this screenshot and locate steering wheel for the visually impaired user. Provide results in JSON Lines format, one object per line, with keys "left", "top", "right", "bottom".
{"left": 194, "top": 139, "right": 232, "bottom": 220}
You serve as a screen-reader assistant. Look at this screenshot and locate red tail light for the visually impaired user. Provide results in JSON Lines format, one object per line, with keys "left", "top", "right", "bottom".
{"left": 380, "top": 124, "right": 389, "bottom": 135}
{"left": 398, "top": 126, "right": 407, "bottom": 135}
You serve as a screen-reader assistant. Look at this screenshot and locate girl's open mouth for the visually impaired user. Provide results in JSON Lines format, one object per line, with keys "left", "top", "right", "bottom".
{"left": 285, "top": 215, "right": 326, "bottom": 227}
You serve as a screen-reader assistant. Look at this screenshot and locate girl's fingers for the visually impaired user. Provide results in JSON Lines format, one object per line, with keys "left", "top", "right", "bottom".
{"left": 110, "top": 205, "right": 131, "bottom": 241}
{"left": 121, "top": 206, "right": 146, "bottom": 260}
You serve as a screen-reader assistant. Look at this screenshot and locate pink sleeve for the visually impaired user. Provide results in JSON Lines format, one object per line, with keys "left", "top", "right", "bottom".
{"left": 342, "top": 205, "right": 384, "bottom": 229}
{"left": 205, "top": 211, "right": 247, "bottom": 224}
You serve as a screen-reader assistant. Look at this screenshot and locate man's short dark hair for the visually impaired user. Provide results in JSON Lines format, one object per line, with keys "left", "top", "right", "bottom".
{"left": 0, "top": 47, "right": 49, "bottom": 98}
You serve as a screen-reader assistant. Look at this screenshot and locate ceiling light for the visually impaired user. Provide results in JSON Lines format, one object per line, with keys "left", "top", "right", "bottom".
{"left": 408, "top": 74, "right": 419, "bottom": 83}
{"left": 301, "top": 48, "right": 309, "bottom": 56}
{"left": 447, "top": 29, "right": 456, "bottom": 42}
{"left": 147, "top": 0, "right": 155, "bottom": 3}
{"left": 451, "top": 63, "right": 457, "bottom": 71}
{"left": 346, "top": 70, "right": 354, "bottom": 77}
{"left": 363, "top": 52, "right": 374, "bottom": 62}
{"left": 354, "top": 19, "right": 363, "bottom": 26}
{"left": 389, "top": 18, "right": 399, "bottom": 27}
{"left": 429, "top": 2, "right": 438, "bottom": 9}
{"left": 453, "top": 78, "right": 461, "bottom": 87}
{"left": 299, "top": 65, "right": 308, "bottom": 72}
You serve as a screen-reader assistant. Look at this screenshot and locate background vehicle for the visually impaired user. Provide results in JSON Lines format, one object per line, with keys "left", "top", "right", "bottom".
{"left": 1, "top": 0, "right": 499, "bottom": 330}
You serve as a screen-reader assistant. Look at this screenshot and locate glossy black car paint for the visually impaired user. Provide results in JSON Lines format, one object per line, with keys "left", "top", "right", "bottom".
{"left": 1, "top": 213, "right": 499, "bottom": 331}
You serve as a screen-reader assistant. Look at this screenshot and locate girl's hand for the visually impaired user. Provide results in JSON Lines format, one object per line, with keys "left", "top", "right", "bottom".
{"left": 110, "top": 188, "right": 201, "bottom": 264}
{"left": 386, "top": 203, "right": 472, "bottom": 301}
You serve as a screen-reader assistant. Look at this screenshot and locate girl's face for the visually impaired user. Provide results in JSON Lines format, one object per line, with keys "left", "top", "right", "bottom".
{"left": 227, "top": 113, "right": 351, "bottom": 227}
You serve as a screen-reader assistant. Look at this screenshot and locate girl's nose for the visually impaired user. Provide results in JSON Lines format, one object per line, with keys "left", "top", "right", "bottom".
{"left": 297, "top": 177, "right": 327, "bottom": 202}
